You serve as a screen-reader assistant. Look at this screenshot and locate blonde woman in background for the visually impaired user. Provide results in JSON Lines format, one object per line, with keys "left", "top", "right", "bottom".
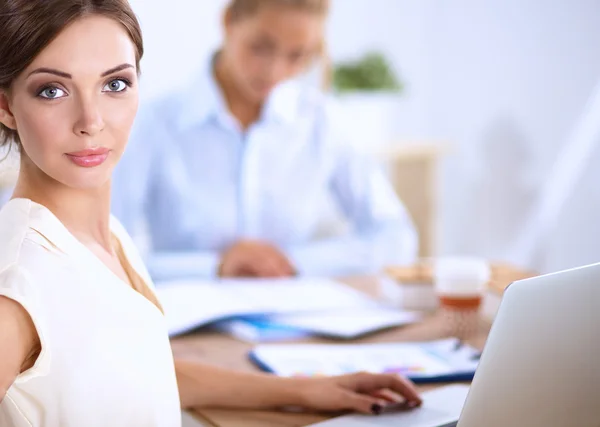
{"left": 0, "top": 1, "right": 422, "bottom": 425}
{"left": 112, "top": 0, "right": 418, "bottom": 281}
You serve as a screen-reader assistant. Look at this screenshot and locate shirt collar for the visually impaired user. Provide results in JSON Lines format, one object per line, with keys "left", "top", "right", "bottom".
{"left": 175, "top": 52, "right": 300, "bottom": 131}
{"left": 6, "top": 198, "right": 76, "bottom": 255}
{"left": 262, "top": 80, "right": 301, "bottom": 125}
{"left": 1, "top": 198, "right": 120, "bottom": 259}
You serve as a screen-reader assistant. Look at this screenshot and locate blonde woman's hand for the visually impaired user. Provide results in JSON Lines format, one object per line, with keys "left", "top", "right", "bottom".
{"left": 218, "top": 240, "right": 296, "bottom": 278}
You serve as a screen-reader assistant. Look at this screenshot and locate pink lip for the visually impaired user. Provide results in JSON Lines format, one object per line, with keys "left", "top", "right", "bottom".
{"left": 66, "top": 147, "right": 110, "bottom": 168}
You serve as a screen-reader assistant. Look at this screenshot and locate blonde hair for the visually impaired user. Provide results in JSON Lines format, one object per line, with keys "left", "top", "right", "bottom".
{"left": 228, "top": 0, "right": 330, "bottom": 21}
{"left": 227, "top": 0, "right": 332, "bottom": 89}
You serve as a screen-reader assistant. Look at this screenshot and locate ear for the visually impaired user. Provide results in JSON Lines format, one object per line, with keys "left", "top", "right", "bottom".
{"left": 0, "top": 91, "right": 17, "bottom": 130}
{"left": 223, "top": 6, "right": 234, "bottom": 33}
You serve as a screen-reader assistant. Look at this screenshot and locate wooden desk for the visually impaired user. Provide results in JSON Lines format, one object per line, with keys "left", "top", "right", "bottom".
{"left": 171, "top": 277, "right": 491, "bottom": 427}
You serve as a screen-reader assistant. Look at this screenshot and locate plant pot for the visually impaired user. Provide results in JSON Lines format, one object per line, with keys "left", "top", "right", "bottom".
{"left": 334, "top": 92, "right": 401, "bottom": 152}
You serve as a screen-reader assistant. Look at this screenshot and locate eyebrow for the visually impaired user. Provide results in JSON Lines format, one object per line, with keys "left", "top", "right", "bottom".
{"left": 100, "top": 63, "right": 135, "bottom": 77}
{"left": 28, "top": 68, "right": 72, "bottom": 79}
{"left": 27, "top": 63, "right": 135, "bottom": 79}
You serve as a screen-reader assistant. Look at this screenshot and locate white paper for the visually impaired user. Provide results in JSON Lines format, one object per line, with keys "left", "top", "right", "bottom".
{"left": 252, "top": 338, "right": 479, "bottom": 378}
{"left": 267, "top": 307, "right": 421, "bottom": 339}
{"left": 156, "top": 283, "right": 265, "bottom": 335}
{"left": 155, "top": 278, "right": 385, "bottom": 336}
{"left": 216, "top": 278, "right": 383, "bottom": 313}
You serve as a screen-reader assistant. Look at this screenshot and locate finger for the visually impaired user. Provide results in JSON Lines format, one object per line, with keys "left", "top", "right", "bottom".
{"left": 251, "top": 254, "right": 286, "bottom": 278}
{"left": 220, "top": 256, "right": 260, "bottom": 278}
{"left": 273, "top": 254, "right": 296, "bottom": 277}
{"left": 268, "top": 247, "right": 296, "bottom": 276}
{"left": 282, "top": 259, "right": 297, "bottom": 276}
{"left": 228, "top": 246, "right": 274, "bottom": 277}
{"left": 218, "top": 259, "right": 238, "bottom": 277}
{"left": 339, "top": 390, "right": 388, "bottom": 415}
{"left": 379, "top": 374, "right": 422, "bottom": 405}
{"left": 370, "top": 389, "right": 403, "bottom": 404}
{"left": 347, "top": 373, "right": 422, "bottom": 405}
{"left": 256, "top": 248, "right": 293, "bottom": 277}
{"left": 268, "top": 256, "right": 293, "bottom": 277}
{"left": 218, "top": 243, "right": 256, "bottom": 277}
{"left": 259, "top": 246, "right": 293, "bottom": 277}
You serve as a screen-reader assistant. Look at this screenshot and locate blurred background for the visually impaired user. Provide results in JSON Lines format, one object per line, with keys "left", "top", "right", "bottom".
{"left": 3, "top": 0, "right": 600, "bottom": 274}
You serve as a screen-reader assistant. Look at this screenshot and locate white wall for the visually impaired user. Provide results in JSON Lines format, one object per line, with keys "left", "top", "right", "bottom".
{"left": 422, "top": 0, "right": 600, "bottom": 271}
{"left": 128, "top": 0, "right": 600, "bottom": 272}
{"left": 128, "top": 0, "right": 229, "bottom": 101}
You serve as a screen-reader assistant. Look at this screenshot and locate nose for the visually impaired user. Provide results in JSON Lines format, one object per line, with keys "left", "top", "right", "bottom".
{"left": 73, "top": 94, "right": 104, "bottom": 137}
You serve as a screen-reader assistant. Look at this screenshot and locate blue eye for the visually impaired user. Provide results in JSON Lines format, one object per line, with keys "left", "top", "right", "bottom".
{"left": 103, "top": 79, "right": 129, "bottom": 92}
{"left": 39, "top": 86, "right": 66, "bottom": 99}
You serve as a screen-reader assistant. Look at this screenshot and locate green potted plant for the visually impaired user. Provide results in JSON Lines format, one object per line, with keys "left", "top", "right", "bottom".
{"left": 331, "top": 52, "right": 403, "bottom": 94}
{"left": 329, "top": 51, "right": 404, "bottom": 151}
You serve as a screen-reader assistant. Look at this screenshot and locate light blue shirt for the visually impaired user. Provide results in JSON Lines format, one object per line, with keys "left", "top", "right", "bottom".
{"left": 111, "top": 57, "right": 418, "bottom": 280}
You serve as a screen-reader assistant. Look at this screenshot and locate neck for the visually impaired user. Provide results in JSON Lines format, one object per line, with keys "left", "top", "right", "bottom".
{"left": 214, "top": 51, "right": 263, "bottom": 130}
{"left": 12, "top": 155, "right": 113, "bottom": 253}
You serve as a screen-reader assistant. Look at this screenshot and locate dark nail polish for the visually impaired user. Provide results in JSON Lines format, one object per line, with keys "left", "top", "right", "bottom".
{"left": 371, "top": 403, "right": 383, "bottom": 415}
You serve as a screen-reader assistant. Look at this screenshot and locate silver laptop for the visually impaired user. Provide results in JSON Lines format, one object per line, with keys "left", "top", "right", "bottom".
{"left": 310, "top": 262, "right": 600, "bottom": 427}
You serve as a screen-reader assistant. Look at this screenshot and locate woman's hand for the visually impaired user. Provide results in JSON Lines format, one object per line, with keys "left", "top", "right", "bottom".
{"left": 175, "top": 361, "right": 421, "bottom": 415}
{"left": 295, "top": 372, "right": 422, "bottom": 415}
{"left": 218, "top": 240, "right": 296, "bottom": 278}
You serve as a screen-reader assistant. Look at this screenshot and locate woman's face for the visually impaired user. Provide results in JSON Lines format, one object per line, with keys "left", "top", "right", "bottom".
{"left": 223, "top": 5, "right": 324, "bottom": 102}
{"left": 0, "top": 15, "right": 139, "bottom": 190}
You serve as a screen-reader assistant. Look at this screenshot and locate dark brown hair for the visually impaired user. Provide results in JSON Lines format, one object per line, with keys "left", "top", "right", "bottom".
{"left": 0, "top": 0, "right": 144, "bottom": 148}
{"left": 228, "top": 0, "right": 329, "bottom": 21}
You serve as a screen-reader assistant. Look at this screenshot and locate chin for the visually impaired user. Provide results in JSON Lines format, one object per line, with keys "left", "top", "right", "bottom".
{"left": 61, "top": 175, "right": 111, "bottom": 191}
{"left": 245, "top": 83, "right": 271, "bottom": 103}
{"left": 55, "top": 165, "right": 113, "bottom": 191}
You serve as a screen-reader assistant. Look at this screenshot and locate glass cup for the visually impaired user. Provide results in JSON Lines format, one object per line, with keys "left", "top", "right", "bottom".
{"left": 433, "top": 256, "right": 491, "bottom": 339}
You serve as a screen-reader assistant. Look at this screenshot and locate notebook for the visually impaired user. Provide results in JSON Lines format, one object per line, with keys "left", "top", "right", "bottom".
{"left": 250, "top": 338, "right": 480, "bottom": 383}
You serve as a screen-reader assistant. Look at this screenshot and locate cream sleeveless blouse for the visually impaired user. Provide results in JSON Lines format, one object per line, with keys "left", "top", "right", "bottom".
{"left": 0, "top": 198, "right": 181, "bottom": 427}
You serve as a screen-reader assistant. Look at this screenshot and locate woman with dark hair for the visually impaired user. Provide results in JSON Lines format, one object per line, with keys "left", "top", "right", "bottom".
{"left": 0, "top": 1, "right": 420, "bottom": 425}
